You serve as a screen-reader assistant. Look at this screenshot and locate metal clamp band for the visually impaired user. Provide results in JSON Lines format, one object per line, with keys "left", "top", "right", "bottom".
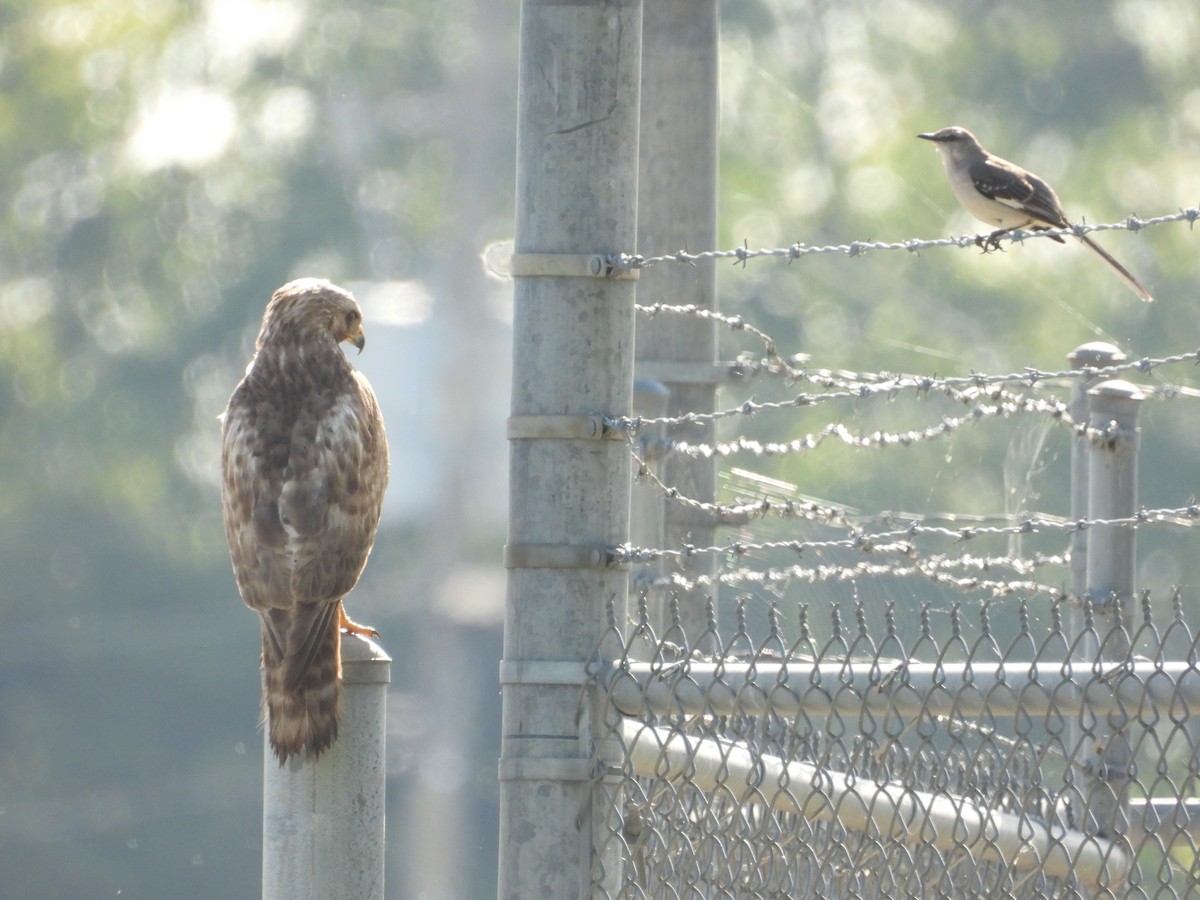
{"left": 504, "top": 543, "right": 612, "bottom": 569}
{"left": 511, "top": 252, "right": 639, "bottom": 280}
{"left": 636, "top": 360, "right": 750, "bottom": 386}
{"left": 498, "top": 756, "right": 593, "bottom": 782}
{"left": 507, "top": 415, "right": 621, "bottom": 441}
{"left": 499, "top": 660, "right": 589, "bottom": 686}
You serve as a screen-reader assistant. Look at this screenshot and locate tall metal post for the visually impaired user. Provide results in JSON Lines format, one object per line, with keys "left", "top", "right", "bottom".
{"left": 1066, "top": 343, "right": 1127, "bottom": 881}
{"left": 500, "top": 1, "right": 641, "bottom": 897}
{"left": 262, "top": 635, "right": 390, "bottom": 900}
{"left": 630, "top": 378, "right": 669, "bottom": 635}
{"left": 634, "top": 0, "right": 720, "bottom": 643}
{"left": 1067, "top": 343, "right": 1127, "bottom": 599}
{"left": 1081, "top": 380, "right": 1143, "bottom": 864}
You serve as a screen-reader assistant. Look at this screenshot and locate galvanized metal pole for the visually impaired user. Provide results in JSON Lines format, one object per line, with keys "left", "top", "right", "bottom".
{"left": 634, "top": 0, "right": 720, "bottom": 644}
{"left": 1066, "top": 343, "right": 1128, "bottom": 874}
{"left": 631, "top": 378, "right": 669, "bottom": 634}
{"left": 501, "top": 1, "right": 641, "bottom": 897}
{"left": 262, "top": 635, "right": 390, "bottom": 900}
{"left": 1081, "top": 380, "right": 1143, "bottom": 859}
{"left": 1068, "top": 343, "right": 1127, "bottom": 599}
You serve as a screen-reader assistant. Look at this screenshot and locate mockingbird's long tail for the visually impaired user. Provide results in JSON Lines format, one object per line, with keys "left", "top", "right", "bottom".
{"left": 1073, "top": 229, "right": 1153, "bottom": 303}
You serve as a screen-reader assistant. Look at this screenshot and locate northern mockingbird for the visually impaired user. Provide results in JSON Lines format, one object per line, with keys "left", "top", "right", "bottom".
{"left": 918, "top": 126, "right": 1152, "bottom": 302}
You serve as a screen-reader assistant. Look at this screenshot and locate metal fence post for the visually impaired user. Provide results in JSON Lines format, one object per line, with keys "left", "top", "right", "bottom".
{"left": 634, "top": 0, "right": 720, "bottom": 643}
{"left": 631, "top": 378, "right": 669, "bottom": 635}
{"left": 1067, "top": 343, "right": 1127, "bottom": 599}
{"left": 262, "top": 635, "right": 391, "bottom": 900}
{"left": 1081, "top": 379, "right": 1143, "bottom": 855}
{"left": 500, "top": 1, "right": 641, "bottom": 897}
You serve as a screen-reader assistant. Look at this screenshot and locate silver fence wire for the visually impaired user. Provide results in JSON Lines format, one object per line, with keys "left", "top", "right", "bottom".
{"left": 592, "top": 592, "right": 1200, "bottom": 899}
{"left": 607, "top": 208, "right": 1200, "bottom": 274}
{"left": 582, "top": 322, "right": 1200, "bottom": 898}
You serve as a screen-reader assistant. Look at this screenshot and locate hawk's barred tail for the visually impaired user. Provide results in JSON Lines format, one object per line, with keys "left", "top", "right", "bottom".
{"left": 261, "top": 605, "right": 343, "bottom": 764}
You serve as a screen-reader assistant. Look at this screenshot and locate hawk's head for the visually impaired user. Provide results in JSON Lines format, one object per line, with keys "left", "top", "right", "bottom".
{"left": 257, "top": 278, "right": 367, "bottom": 353}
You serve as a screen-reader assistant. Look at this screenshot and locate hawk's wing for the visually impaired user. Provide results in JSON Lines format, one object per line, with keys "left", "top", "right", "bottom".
{"left": 276, "top": 373, "right": 387, "bottom": 689}
{"left": 221, "top": 361, "right": 388, "bottom": 760}
{"left": 280, "top": 372, "right": 388, "bottom": 601}
{"left": 223, "top": 369, "right": 387, "bottom": 640}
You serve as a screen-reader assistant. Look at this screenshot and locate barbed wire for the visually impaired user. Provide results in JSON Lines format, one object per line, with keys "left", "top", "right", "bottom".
{"left": 613, "top": 346, "right": 1200, "bottom": 436}
{"left": 613, "top": 504, "right": 1200, "bottom": 567}
{"left": 667, "top": 391, "right": 1073, "bottom": 459}
{"left": 637, "top": 448, "right": 1122, "bottom": 539}
{"left": 648, "top": 553, "right": 1070, "bottom": 599}
{"left": 590, "top": 208, "right": 1200, "bottom": 899}
{"left": 632, "top": 425, "right": 1163, "bottom": 527}
{"left": 614, "top": 208, "right": 1199, "bottom": 273}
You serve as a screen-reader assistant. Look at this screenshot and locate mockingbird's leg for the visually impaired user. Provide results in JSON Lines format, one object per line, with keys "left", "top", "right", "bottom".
{"left": 975, "top": 228, "right": 1013, "bottom": 253}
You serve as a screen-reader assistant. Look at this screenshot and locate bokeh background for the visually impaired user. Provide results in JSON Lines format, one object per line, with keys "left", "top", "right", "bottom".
{"left": 2, "top": 1, "right": 1198, "bottom": 897}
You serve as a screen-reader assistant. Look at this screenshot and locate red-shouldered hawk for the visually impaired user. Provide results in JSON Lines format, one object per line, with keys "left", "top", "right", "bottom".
{"left": 220, "top": 278, "right": 389, "bottom": 763}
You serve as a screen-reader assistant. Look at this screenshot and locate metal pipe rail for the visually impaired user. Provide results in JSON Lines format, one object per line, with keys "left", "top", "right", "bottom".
{"left": 605, "top": 659, "right": 1200, "bottom": 719}
{"left": 621, "top": 720, "right": 1131, "bottom": 890}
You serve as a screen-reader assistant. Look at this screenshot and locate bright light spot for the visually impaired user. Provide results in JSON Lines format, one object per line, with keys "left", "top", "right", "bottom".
{"left": 205, "top": 0, "right": 306, "bottom": 81}
{"left": 480, "top": 239, "right": 514, "bottom": 281}
{"left": 126, "top": 86, "right": 237, "bottom": 172}
{"left": 39, "top": 4, "right": 101, "bottom": 48}
{"left": 255, "top": 86, "right": 315, "bottom": 151}
{"left": 349, "top": 280, "right": 434, "bottom": 328}
{"left": 874, "top": 1, "right": 956, "bottom": 53}
{"left": 1114, "top": 0, "right": 1198, "bottom": 73}
{"left": 782, "top": 161, "right": 833, "bottom": 218}
{"left": 846, "top": 166, "right": 904, "bottom": 217}
{"left": 731, "top": 210, "right": 782, "bottom": 249}
{"left": 0, "top": 277, "right": 55, "bottom": 328}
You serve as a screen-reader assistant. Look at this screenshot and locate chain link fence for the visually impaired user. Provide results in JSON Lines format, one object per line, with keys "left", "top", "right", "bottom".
{"left": 591, "top": 595, "right": 1200, "bottom": 898}
{"left": 502, "top": 5, "right": 1200, "bottom": 896}
{"left": 582, "top": 352, "right": 1200, "bottom": 899}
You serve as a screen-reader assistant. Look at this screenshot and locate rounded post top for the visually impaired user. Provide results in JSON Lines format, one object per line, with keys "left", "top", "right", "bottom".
{"left": 1069, "top": 342, "right": 1127, "bottom": 369}
{"left": 1087, "top": 379, "right": 1145, "bottom": 403}
{"left": 1087, "top": 379, "right": 1145, "bottom": 427}
{"left": 342, "top": 633, "right": 392, "bottom": 685}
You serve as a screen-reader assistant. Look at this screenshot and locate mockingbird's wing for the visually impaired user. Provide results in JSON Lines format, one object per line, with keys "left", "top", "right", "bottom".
{"left": 968, "top": 156, "right": 1069, "bottom": 238}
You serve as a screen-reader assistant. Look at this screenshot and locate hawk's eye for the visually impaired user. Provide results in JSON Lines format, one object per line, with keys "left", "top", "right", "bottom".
{"left": 346, "top": 310, "right": 361, "bottom": 329}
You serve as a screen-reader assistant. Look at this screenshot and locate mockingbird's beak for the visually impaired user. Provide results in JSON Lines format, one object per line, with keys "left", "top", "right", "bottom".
{"left": 917, "top": 132, "right": 939, "bottom": 142}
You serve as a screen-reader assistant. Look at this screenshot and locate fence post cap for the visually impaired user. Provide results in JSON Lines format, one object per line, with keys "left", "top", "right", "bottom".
{"left": 342, "top": 633, "right": 392, "bottom": 684}
{"left": 1069, "top": 342, "right": 1127, "bottom": 368}
{"left": 1087, "top": 379, "right": 1145, "bottom": 403}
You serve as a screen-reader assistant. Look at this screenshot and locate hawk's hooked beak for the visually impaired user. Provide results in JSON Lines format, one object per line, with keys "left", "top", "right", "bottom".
{"left": 350, "top": 326, "right": 366, "bottom": 353}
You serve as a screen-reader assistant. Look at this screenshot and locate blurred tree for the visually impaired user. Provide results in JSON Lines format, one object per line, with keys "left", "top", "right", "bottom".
{"left": 2, "top": 0, "right": 1198, "bottom": 896}
{"left": 715, "top": 0, "right": 1199, "bottom": 524}
{"left": 0, "top": 0, "right": 514, "bottom": 895}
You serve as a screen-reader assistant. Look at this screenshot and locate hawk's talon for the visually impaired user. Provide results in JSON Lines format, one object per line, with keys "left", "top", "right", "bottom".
{"left": 339, "top": 603, "right": 380, "bottom": 640}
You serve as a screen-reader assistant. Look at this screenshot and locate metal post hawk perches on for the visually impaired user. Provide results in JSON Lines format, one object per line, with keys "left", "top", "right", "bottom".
{"left": 262, "top": 635, "right": 390, "bottom": 900}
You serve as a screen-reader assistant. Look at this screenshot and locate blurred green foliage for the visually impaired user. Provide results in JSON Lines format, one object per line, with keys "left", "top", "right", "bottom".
{"left": 1, "top": 0, "right": 1198, "bottom": 896}
{"left": 716, "top": 0, "right": 1199, "bottom": 526}
{"left": 0, "top": 0, "right": 513, "bottom": 896}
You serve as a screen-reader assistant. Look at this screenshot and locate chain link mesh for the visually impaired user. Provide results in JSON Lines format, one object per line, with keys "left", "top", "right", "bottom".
{"left": 582, "top": 313, "right": 1200, "bottom": 896}
{"left": 589, "top": 590, "right": 1200, "bottom": 898}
